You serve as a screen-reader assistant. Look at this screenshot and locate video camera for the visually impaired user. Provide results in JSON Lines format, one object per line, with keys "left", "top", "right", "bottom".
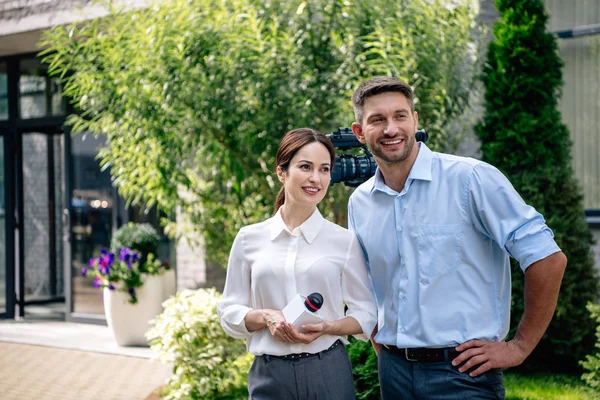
{"left": 326, "top": 128, "right": 428, "bottom": 187}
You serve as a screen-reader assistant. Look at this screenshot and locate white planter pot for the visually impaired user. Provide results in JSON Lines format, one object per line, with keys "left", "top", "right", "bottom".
{"left": 103, "top": 274, "right": 165, "bottom": 347}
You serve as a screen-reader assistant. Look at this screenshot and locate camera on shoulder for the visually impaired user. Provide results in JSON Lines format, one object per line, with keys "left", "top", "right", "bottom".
{"left": 326, "top": 128, "right": 428, "bottom": 187}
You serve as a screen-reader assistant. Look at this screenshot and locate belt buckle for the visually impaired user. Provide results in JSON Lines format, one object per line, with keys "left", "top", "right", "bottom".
{"left": 404, "top": 348, "right": 418, "bottom": 362}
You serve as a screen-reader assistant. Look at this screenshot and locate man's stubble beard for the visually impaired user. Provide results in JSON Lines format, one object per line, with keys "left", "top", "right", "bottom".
{"left": 367, "top": 134, "right": 416, "bottom": 165}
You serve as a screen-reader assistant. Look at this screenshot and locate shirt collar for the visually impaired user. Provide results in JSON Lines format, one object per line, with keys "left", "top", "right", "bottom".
{"left": 270, "top": 207, "right": 325, "bottom": 244}
{"left": 369, "top": 142, "right": 433, "bottom": 194}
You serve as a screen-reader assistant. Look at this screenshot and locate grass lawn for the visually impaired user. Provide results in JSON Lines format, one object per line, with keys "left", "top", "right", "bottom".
{"left": 505, "top": 373, "right": 598, "bottom": 400}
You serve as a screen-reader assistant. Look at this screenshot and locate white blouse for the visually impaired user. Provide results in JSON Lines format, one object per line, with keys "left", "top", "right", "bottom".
{"left": 217, "top": 208, "right": 377, "bottom": 356}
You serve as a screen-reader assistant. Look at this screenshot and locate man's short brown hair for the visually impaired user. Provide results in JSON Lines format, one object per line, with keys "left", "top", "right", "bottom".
{"left": 351, "top": 76, "right": 415, "bottom": 124}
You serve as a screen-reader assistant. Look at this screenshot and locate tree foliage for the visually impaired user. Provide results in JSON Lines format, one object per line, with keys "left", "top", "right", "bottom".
{"left": 582, "top": 303, "right": 600, "bottom": 393}
{"left": 475, "top": 0, "right": 598, "bottom": 371}
{"left": 41, "top": 0, "right": 479, "bottom": 266}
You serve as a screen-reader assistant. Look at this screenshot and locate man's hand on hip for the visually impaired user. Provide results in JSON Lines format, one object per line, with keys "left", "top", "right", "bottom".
{"left": 370, "top": 325, "right": 381, "bottom": 355}
{"left": 452, "top": 339, "right": 528, "bottom": 377}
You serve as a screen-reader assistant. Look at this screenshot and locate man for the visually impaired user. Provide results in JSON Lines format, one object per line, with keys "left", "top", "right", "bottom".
{"left": 347, "top": 76, "right": 567, "bottom": 399}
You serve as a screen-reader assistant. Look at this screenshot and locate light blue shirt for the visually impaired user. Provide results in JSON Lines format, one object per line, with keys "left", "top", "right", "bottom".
{"left": 348, "top": 142, "right": 561, "bottom": 348}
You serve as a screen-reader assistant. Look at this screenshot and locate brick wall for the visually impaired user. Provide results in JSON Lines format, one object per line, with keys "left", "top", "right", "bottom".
{"left": 173, "top": 205, "right": 227, "bottom": 292}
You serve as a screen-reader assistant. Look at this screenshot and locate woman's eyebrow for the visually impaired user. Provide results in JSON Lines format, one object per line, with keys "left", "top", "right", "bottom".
{"left": 297, "top": 160, "right": 331, "bottom": 166}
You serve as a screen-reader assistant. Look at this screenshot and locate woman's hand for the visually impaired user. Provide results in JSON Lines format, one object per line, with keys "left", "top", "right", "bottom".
{"left": 263, "top": 310, "right": 296, "bottom": 342}
{"left": 286, "top": 321, "right": 331, "bottom": 344}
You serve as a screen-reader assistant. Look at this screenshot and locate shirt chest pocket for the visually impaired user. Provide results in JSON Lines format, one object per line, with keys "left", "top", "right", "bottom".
{"left": 414, "top": 224, "right": 463, "bottom": 279}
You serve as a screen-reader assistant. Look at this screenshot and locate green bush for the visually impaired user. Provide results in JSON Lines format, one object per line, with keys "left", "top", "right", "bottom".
{"left": 146, "top": 288, "right": 252, "bottom": 400}
{"left": 581, "top": 302, "right": 600, "bottom": 393}
{"left": 347, "top": 338, "right": 380, "bottom": 400}
{"left": 475, "top": 0, "right": 598, "bottom": 371}
{"left": 110, "top": 222, "right": 160, "bottom": 257}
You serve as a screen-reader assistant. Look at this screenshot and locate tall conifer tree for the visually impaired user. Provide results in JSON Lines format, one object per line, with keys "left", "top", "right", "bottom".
{"left": 475, "top": 0, "right": 598, "bottom": 371}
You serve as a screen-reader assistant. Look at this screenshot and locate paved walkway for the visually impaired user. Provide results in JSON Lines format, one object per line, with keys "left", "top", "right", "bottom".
{"left": 0, "top": 342, "right": 172, "bottom": 400}
{"left": 0, "top": 318, "right": 173, "bottom": 400}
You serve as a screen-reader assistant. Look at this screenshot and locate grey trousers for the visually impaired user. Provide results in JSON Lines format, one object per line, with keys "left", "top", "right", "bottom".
{"left": 248, "top": 342, "right": 357, "bottom": 400}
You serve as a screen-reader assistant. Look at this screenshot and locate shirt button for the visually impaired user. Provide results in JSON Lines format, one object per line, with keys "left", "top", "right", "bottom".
{"left": 399, "top": 328, "right": 406, "bottom": 333}
{"left": 398, "top": 226, "right": 403, "bottom": 232}
{"left": 420, "top": 278, "right": 429, "bottom": 285}
{"left": 400, "top": 294, "right": 406, "bottom": 300}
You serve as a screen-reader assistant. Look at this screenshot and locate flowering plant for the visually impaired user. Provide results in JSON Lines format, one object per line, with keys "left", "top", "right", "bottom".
{"left": 82, "top": 247, "right": 170, "bottom": 304}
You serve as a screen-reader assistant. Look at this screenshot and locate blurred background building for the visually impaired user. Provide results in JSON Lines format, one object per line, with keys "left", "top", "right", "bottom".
{"left": 0, "top": 0, "right": 598, "bottom": 323}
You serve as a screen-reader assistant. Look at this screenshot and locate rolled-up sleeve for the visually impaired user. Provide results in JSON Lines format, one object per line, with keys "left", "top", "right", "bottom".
{"left": 342, "top": 233, "right": 377, "bottom": 341}
{"left": 217, "top": 229, "right": 254, "bottom": 339}
{"left": 467, "top": 163, "right": 561, "bottom": 271}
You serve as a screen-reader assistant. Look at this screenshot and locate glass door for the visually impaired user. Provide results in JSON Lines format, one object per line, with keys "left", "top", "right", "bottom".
{"left": 0, "top": 133, "right": 16, "bottom": 319}
{"left": 20, "top": 132, "right": 65, "bottom": 308}
{"left": 0, "top": 60, "right": 15, "bottom": 319}
{"left": 68, "top": 133, "right": 116, "bottom": 321}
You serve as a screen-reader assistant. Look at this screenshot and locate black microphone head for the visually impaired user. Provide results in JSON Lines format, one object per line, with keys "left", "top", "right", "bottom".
{"left": 304, "top": 292, "right": 324, "bottom": 312}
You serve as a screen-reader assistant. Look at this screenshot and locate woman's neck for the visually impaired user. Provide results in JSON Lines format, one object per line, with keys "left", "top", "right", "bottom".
{"left": 280, "top": 202, "right": 317, "bottom": 231}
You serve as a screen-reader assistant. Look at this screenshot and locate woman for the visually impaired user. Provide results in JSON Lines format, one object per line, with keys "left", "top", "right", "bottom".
{"left": 217, "top": 128, "right": 377, "bottom": 400}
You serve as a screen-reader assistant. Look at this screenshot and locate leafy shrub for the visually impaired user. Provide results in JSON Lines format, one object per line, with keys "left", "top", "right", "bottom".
{"left": 146, "top": 289, "right": 252, "bottom": 400}
{"left": 581, "top": 302, "right": 600, "bottom": 392}
{"left": 111, "top": 222, "right": 160, "bottom": 258}
{"left": 347, "top": 338, "right": 380, "bottom": 400}
{"left": 475, "top": 0, "right": 598, "bottom": 371}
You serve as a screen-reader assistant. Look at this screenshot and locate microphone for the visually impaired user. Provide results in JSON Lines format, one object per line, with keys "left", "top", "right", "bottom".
{"left": 282, "top": 292, "right": 324, "bottom": 332}
{"left": 304, "top": 293, "right": 323, "bottom": 312}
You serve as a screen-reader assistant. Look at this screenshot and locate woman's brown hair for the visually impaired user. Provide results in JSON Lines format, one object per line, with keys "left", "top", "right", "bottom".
{"left": 274, "top": 128, "right": 336, "bottom": 213}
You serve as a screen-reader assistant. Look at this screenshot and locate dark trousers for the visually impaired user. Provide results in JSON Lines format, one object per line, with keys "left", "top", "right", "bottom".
{"left": 378, "top": 346, "right": 505, "bottom": 400}
{"left": 248, "top": 343, "right": 357, "bottom": 400}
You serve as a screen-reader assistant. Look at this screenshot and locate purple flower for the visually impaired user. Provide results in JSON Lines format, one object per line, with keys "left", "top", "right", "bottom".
{"left": 93, "top": 276, "right": 102, "bottom": 288}
{"left": 128, "top": 288, "right": 135, "bottom": 296}
{"left": 98, "top": 260, "right": 109, "bottom": 275}
{"left": 81, "top": 267, "right": 88, "bottom": 277}
{"left": 97, "top": 251, "right": 115, "bottom": 275}
{"left": 87, "top": 258, "right": 96, "bottom": 267}
{"left": 118, "top": 248, "right": 131, "bottom": 262}
{"left": 108, "top": 284, "right": 115, "bottom": 291}
{"left": 118, "top": 248, "right": 140, "bottom": 269}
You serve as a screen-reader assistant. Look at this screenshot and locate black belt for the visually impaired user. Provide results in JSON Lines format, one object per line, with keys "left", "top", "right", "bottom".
{"left": 384, "top": 345, "right": 460, "bottom": 362}
{"left": 263, "top": 339, "right": 343, "bottom": 361}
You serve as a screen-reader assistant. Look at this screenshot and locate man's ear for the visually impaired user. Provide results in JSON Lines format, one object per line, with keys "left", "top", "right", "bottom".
{"left": 413, "top": 111, "right": 419, "bottom": 131}
{"left": 276, "top": 166, "right": 286, "bottom": 183}
{"left": 351, "top": 122, "right": 366, "bottom": 144}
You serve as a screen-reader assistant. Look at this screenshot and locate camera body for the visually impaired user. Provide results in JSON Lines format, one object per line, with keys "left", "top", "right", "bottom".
{"left": 326, "top": 128, "right": 428, "bottom": 187}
